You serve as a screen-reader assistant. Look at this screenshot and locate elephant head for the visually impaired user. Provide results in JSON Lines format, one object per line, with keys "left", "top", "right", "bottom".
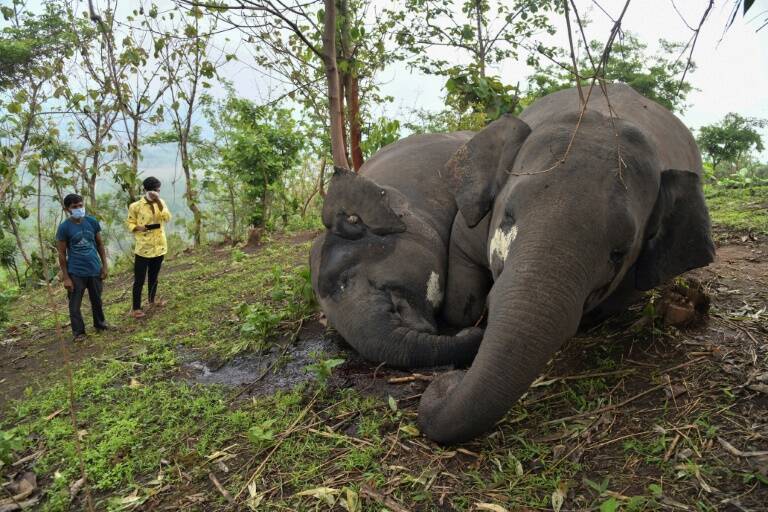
{"left": 310, "top": 165, "right": 482, "bottom": 368}
{"left": 419, "top": 86, "right": 715, "bottom": 443}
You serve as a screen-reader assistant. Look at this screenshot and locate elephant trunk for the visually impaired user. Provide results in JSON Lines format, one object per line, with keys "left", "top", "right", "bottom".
{"left": 418, "top": 242, "right": 590, "bottom": 443}
{"left": 323, "top": 278, "right": 483, "bottom": 369}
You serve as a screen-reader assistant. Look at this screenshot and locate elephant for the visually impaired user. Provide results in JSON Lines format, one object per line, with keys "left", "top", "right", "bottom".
{"left": 310, "top": 133, "right": 484, "bottom": 368}
{"left": 418, "top": 83, "right": 715, "bottom": 443}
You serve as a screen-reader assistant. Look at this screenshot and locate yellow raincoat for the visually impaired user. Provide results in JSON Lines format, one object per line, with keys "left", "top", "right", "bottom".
{"left": 126, "top": 197, "right": 172, "bottom": 258}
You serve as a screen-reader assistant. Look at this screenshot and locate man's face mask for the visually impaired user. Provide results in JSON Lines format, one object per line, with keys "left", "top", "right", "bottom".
{"left": 146, "top": 190, "right": 159, "bottom": 201}
{"left": 70, "top": 207, "right": 85, "bottom": 219}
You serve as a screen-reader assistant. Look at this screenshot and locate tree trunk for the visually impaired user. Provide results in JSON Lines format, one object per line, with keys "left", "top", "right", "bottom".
{"left": 344, "top": 72, "right": 364, "bottom": 171}
{"left": 7, "top": 212, "right": 32, "bottom": 269}
{"left": 180, "top": 138, "right": 202, "bottom": 246}
{"left": 228, "top": 182, "right": 237, "bottom": 243}
{"left": 322, "top": 0, "right": 349, "bottom": 169}
{"left": 128, "top": 116, "right": 140, "bottom": 202}
{"left": 474, "top": 0, "right": 486, "bottom": 77}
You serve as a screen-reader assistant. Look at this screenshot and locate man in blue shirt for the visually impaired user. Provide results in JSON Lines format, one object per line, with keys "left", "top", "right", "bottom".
{"left": 56, "top": 193, "right": 109, "bottom": 341}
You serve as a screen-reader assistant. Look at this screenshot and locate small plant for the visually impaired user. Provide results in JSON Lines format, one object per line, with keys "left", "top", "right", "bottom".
{"left": 0, "top": 429, "right": 24, "bottom": 467}
{"left": 239, "top": 303, "right": 284, "bottom": 338}
{"left": 231, "top": 248, "right": 247, "bottom": 262}
{"left": 247, "top": 419, "right": 276, "bottom": 448}
{"left": 0, "top": 288, "right": 16, "bottom": 326}
{"left": 306, "top": 354, "right": 345, "bottom": 387}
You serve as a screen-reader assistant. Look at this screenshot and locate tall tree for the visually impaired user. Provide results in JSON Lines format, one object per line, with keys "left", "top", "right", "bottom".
{"left": 526, "top": 32, "right": 695, "bottom": 112}
{"left": 697, "top": 113, "right": 767, "bottom": 172}
{"left": 150, "top": 6, "right": 227, "bottom": 246}
{"left": 86, "top": 1, "right": 172, "bottom": 201}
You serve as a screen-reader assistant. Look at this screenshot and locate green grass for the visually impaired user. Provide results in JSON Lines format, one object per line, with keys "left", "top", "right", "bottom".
{"left": 704, "top": 184, "right": 768, "bottom": 234}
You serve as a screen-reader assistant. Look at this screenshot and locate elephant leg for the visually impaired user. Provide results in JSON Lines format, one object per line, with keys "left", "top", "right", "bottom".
{"left": 442, "top": 213, "right": 493, "bottom": 327}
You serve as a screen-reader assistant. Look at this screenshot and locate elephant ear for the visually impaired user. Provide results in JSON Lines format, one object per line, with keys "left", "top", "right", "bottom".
{"left": 635, "top": 169, "right": 715, "bottom": 291}
{"left": 447, "top": 114, "right": 531, "bottom": 227}
{"left": 322, "top": 166, "right": 406, "bottom": 236}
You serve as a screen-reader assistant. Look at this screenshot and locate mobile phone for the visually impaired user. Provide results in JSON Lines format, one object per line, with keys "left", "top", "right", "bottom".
{"left": 145, "top": 223, "right": 161, "bottom": 230}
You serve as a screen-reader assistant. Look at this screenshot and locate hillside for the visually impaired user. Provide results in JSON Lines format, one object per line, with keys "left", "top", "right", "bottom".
{"left": 1, "top": 188, "right": 767, "bottom": 511}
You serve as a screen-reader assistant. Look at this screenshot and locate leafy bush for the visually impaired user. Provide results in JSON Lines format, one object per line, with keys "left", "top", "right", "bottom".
{"left": 716, "top": 167, "right": 768, "bottom": 188}
{"left": 0, "top": 429, "right": 24, "bottom": 467}
{"left": 0, "top": 287, "right": 17, "bottom": 326}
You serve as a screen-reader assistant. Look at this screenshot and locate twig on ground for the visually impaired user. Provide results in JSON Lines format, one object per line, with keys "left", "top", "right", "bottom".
{"left": 388, "top": 373, "right": 433, "bottom": 384}
{"left": 208, "top": 472, "right": 234, "bottom": 504}
{"left": 360, "top": 484, "right": 411, "bottom": 512}
{"left": 543, "top": 383, "right": 665, "bottom": 426}
{"left": 718, "top": 437, "right": 768, "bottom": 458}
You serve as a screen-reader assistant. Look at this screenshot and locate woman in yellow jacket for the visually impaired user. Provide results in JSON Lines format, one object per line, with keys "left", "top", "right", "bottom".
{"left": 127, "top": 177, "right": 172, "bottom": 319}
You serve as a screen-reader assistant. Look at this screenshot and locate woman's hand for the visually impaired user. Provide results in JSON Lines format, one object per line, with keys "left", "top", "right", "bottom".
{"left": 134, "top": 225, "right": 148, "bottom": 232}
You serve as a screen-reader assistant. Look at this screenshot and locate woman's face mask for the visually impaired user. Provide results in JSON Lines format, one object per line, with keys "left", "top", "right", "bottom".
{"left": 70, "top": 207, "right": 86, "bottom": 219}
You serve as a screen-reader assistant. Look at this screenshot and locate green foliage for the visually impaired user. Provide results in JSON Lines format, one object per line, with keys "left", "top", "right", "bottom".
{"left": 233, "top": 265, "right": 316, "bottom": 354}
{"left": 247, "top": 419, "right": 277, "bottom": 448}
{"left": 0, "top": 1, "right": 76, "bottom": 89}
{"left": 444, "top": 65, "right": 522, "bottom": 120}
{"left": 217, "top": 96, "right": 304, "bottom": 229}
{"left": 306, "top": 355, "right": 345, "bottom": 387}
{"left": 360, "top": 117, "right": 401, "bottom": 158}
{"left": 697, "top": 113, "right": 767, "bottom": 171}
{"left": 715, "top": 166, "right": 768, "bottom": 188}
{"left": 0, "top": 286, "right": 16, "bottom": 325}
{"left": 0, "top": 428, "right": 24, "bottom": 466}
{"left": 704, "top": 184, "right": 768, "bottom": 234}
{"left": 527, "top": 33, "right": 694, "bottom": 112}
{"left": 391, "top": 0, "right": 557, "bottom": 77}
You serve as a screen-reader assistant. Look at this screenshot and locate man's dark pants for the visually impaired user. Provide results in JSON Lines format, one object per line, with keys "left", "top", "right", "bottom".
{"left": 67, "top": 275, "right": 107, "bottom": 336}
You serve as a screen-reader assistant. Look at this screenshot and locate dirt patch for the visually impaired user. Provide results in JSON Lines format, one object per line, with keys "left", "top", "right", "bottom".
{"left": 0, "top": 325, "right": 118, "bottom": 408}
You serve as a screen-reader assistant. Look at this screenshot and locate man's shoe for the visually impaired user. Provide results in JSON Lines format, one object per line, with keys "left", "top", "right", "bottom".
{"left": 72, "top": 334, "right": 87, "bottom": 343}
{"left": 95, "top": 324, "right": 112, "bottom": 332}
{"left": 130, "top": 310, "right": 146, "bottom": 319}
{"left": 148, "top": 299, "right": 168, "bottom": 308}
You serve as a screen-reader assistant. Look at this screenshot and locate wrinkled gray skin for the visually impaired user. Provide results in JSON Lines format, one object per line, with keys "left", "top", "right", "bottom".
{"left": 419, "top": 84, "right": 715, "bottom": 443}
{"left": 310, "top": 133, "right": 483, "bottom": 368}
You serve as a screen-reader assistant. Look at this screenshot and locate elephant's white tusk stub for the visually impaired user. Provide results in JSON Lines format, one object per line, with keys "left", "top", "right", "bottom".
{"left": 426, "top": 271, "right": 443, "bottom": 308}
{"left": 489, "top": 225, "right": 518, "bottom": 267}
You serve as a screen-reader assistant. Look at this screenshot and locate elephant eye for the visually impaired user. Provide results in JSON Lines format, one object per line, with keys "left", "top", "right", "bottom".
{"left": 609, "top": 248, "right": 628, "bottom": 265}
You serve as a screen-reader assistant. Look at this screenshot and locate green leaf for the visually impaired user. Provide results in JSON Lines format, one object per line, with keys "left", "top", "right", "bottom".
{"left": 599, "top": 498, "right": 619, "bottom": 512}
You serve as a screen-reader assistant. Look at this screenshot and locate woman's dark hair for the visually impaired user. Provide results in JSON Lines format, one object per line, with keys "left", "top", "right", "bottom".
{"left": 142, "top": 176, "right": 161, "bottom": 191}
{"left": 63, "top": 193, "right": 83, "bottom": 208}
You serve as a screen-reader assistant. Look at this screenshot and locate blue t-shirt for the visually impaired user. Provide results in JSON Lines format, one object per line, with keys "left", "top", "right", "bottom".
{"left": 55, "top": 216, "right": 103, "bottom": 277}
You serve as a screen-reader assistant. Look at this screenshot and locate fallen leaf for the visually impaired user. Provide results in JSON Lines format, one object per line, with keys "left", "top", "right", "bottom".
{"left": 246, "top": 482, "right": 264, "bottom": 511}
{"left": 341, "top": 487, "right": 361, "bottom": 512}
{"left": 129, "top": 378, "right": 142, "bottom": 388}
{"left": 69, "top": 477, "right": 85, "bottom": 500}
{"left": 551, "top": 482, "right": 566, "bottom": 512}
{"left": 45, "top": 409, "right": 64, "bottom": 421}
{"left": 295, "top": 486, "right": 339, "bottom": 506}
{"left": 748, "top": 384, "right": 768, "bottom": 394}
{"left": 476, "top": 503, "right": 509, "bottom": 512}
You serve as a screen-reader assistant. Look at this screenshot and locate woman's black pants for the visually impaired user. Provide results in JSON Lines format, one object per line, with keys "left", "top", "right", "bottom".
{"left": 132, "top": 254, "right": 164, "bottom": 310}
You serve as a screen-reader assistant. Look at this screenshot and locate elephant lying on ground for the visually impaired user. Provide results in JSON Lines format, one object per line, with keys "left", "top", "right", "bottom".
{"left": 419, "top": 83, "right": 715, "bottom": 443}
{"left": 310, "top": 133, "right": 483, "bottom": 368}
